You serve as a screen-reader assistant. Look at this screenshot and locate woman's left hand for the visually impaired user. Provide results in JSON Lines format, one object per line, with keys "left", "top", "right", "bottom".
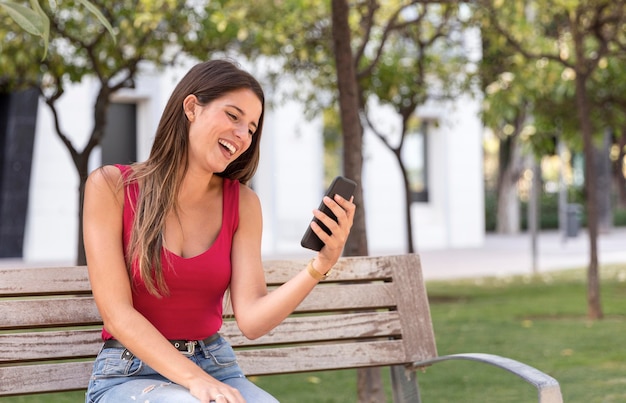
{"left": 310, "top": 194, "right": 356, "bottom": 272}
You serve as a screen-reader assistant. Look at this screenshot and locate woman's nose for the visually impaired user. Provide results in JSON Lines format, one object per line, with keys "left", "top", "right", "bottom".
{"left": 233, "top": 122, "right": 248, "bottom": 138}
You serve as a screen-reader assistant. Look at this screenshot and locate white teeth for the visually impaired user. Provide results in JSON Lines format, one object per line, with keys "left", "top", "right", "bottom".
{"left": 218, "top": 139, "right": 236, "bottom": 155}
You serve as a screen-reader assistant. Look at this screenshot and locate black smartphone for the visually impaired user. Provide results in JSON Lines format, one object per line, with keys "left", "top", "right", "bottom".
{"left": 300, "top": 176, "right": 357, "bottom": 251}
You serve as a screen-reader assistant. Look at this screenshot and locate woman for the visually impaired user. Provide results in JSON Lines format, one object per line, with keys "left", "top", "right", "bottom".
{"left": 83, "top": 59, "right": 355, "bottom": 403}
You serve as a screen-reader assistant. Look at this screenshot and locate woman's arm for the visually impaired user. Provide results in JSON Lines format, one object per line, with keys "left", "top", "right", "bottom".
{"left": 229, "top": 185, "right": 355, "bottom": 339}
{"left": 83, "top": 166, "right": 243, "bottom": 403}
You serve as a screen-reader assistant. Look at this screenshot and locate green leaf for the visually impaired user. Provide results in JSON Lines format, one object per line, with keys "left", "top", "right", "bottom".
{"left": 29, "top": 0, "right": 49, "bottom": 59}
{"left": 0, "top": 1, "right": 46, "bottom": 36}
{"left": 75, "top": 0, "right": 117, "bottom": 43}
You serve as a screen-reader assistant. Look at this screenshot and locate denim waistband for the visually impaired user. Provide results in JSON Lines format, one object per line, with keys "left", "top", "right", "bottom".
{"left": 102, "top": 332, "right": 220, "bottom": 357}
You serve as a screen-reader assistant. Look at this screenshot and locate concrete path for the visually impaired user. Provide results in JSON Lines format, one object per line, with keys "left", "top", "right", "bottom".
{"left": 418, "top": 228, "right": 626, "bottom": 280}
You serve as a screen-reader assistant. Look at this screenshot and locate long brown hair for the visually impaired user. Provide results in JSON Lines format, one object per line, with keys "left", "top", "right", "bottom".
{"left": 125, "top": 59, "right": 265, "bottom": 296}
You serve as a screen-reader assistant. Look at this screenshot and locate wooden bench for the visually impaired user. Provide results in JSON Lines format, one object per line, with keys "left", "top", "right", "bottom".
{"left": 0, "top": 254, "right": 563, "bottom": 402}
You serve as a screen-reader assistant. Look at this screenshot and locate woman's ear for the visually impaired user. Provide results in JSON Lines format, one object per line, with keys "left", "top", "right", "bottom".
{"left": 182, "top": 94, "right": 198, "bottom": 122}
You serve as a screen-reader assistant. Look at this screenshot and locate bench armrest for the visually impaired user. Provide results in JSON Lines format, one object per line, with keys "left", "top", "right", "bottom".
{"left": 412, "top": 353, "right": 563, "bottom": 403}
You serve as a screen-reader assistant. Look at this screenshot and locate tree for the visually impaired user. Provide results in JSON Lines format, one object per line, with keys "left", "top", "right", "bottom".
{"left": 478, "top": 13, "right": 535, "bottom": 234}
{"left": 0, "top": 0, "right": 241, "bottom": 264}
{"left": 478, "top": 0, "right": 626, "bottom": 319}
{"left": 0, "top": 0, "right": 114, "bottom": 58}
{"left": 361, "top": 2, "right": 474, "bottom": 252}
{"left": 330, "top": 1, "right": 380, "bottom": 401}
{"left": 331, "top": 0, "right": 369, "bottom": 258}
{"left": 591, "top": 50, "right": 626, "bottom": 208}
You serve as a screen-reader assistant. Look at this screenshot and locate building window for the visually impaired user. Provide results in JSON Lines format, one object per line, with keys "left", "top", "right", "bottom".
{"left": 102, "top": 103, "right": 137, "bottom": 165}
{"left": 0, "top": 89, "right": 38, "bottom": 257}
{"left": 401, "top": 120, "right": 430, "bottom": 202}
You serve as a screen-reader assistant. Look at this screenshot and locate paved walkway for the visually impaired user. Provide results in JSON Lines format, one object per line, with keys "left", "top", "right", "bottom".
{"left": 418, "top": 228, "right": 626, "bottom": 280}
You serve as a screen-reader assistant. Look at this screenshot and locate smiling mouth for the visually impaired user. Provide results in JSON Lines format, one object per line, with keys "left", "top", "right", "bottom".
{"left": 219, "top": 139, "right": 236, "bottom": 155}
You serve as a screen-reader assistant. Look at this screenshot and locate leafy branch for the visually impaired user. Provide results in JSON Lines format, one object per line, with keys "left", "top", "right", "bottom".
{"left": 0, "top": 0, "right": 115, "bottom": 59}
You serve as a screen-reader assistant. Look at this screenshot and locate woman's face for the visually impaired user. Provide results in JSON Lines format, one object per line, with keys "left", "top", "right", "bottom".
{"left": 185, "top": 88, "right": 262, "bottom": 175}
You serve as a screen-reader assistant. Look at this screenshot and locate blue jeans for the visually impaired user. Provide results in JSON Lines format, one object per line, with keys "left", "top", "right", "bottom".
{"left": 86, "top": 336, "right": 278, "bottom": 403}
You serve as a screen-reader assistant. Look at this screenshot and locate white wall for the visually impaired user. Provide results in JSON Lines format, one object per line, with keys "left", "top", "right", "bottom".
{"left": 442, "top": 95, "right": 485, "bottom": 248}
{"left": 255, "top": 98, "right": 324, "bottom": 257}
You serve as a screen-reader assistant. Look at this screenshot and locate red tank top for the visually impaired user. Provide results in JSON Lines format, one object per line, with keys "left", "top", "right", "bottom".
{"left": 101, "top": 165, "right": 239, "bottom": 340}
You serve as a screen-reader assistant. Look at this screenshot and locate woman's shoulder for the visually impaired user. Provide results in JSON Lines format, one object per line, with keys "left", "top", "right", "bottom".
{"left": 87, "top": 165, "right": 124, "bottom": 186}
{"left": 235, "top": 182, "right": 262, "bottom": 230}
{"left": 85, "top": 165, "right": 128, "bottom": 201}
{"left": 235, "top": 181, "right": 261, "bottom": 210}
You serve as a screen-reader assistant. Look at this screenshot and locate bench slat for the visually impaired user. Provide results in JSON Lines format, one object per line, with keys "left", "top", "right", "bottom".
{"left": 222, "top": 311, "right": 402, "bottom": 346}
{"left": 0, "top": 282, "right": 395, "bottom": 331}
{"left": 0, "top": 329, "right": 102, "bottom": 363}
{"left": 0, "top": 361, "right": 94, "bottom": 395}
{"left": 0, "top": 256, "right": 395, "bottom": 296}
{"left": 224, "top": 282, "right": 397, "bottom": 316}
{"left": 0, "top": 266, "right": 91, "bottom": 296}
{"left": 0, "top": 297, "right": 101, "bottom": 330}
{"left": 393, "top": 255, "right": 438, "bottom": 360}
{"left": 262, "top": 257, "right": 393, "bottom": 284}
{"left": 237, "top": 339, "right": 408, "bottom": 375}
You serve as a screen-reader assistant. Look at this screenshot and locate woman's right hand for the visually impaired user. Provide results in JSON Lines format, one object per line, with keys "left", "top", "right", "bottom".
{"left": 188, "top": 377, "right": 245, "bottom": 403}
{"left": 312, "top": 194, "right": 356, "bottom": 271}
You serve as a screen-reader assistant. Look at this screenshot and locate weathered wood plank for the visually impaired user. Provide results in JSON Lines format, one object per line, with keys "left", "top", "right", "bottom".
{"left": 224, "top": 282, "right": 397, "bottom": 316}
{"left": 292, "top": 282, "right": 397, "bottom": 312}
{"left": 262, "top": 256, "right": 393, "bottom": 284}
{"left": 0, "top": 266, "right": 91, "bottom": 296}
{"left": 0, "top": 329, "right": 102, "bottom": 363}
{"left": 393, "top": 254, "right": 438, "bottom": 360}
{"left": 0, "top": 297, "right": 101, "bottom": 330}
{"left": 0, "top": 256, "right": 395, "bottom": 297}
{"left": 0, "top": 361, "right": 94, "bottom": 395}
{"left": 236, "top": 340, "right": 408, "bottom": 376}
{"left": 223, "top": 311, "right": 402, "bottom": 346}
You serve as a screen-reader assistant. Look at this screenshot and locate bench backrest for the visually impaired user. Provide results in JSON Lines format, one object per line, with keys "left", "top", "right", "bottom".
{"left": 0, "top": 254, "right": 436, "bottom": 396}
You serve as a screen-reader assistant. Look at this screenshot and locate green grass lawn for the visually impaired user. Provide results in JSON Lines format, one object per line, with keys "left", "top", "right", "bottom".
{"left": 3, "top": 264, "right": 625, "bottom": 402}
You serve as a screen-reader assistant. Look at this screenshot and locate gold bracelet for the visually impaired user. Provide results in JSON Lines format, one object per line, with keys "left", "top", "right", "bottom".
{"left": 306, "top": 258, "right": 329, "bottom": 281}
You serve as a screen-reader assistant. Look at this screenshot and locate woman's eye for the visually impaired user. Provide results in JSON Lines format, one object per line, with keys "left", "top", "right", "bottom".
{"left": 226, "top": 112, "right": 237, "bottom": 120}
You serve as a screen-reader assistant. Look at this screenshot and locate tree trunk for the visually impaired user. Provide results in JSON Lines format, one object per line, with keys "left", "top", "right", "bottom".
{"left": 496, "top": 131, "right": 523, "bottom": 234}
{"left": 331, "top": 1, "right": 384, "bottom": 401}
{"left": 76, "top": 154, "right": 89, "bottom": 266}
{"left": 612, "top": 127, "right": 626, "bottom": 208}
{"left": 594, "top": 129, "right": 612, "bottom": 233}
{"left": 557, "top": 139, "right": 568, "bottom": 238}
{"left": 331, "top": 0, "right": 367, "bottom": 258}
{"left": 496, "top": 168, "right": 521, "bottom": 234}
{"left": 395, "top": 151, "right": 415, "bottom": 253}
{"left": 331, "top": 0, "right": 368, "bottom": 257}
{"left": 528, "top": 161, "right": 540, "bottom": 274}
{"left": 401, "top": 163, "right": 415, "bottom": 254}
{"left": 574, "top": 71, "right": 603, "bottom": 320}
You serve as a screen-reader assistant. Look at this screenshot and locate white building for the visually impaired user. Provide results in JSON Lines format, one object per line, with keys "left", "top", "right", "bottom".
{"left": 17, "top": 57, "right": 484, "bottom": 264}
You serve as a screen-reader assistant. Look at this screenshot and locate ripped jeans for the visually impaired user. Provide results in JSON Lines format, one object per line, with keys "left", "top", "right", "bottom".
{"left": 85, "top": 336, "right": 278, "bottom": 403}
